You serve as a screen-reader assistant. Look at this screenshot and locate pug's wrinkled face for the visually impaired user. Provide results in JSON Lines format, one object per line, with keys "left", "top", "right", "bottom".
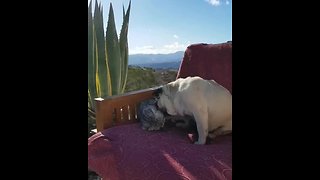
{"left": 157, "top": 93, "right": 177, "bottom": 116}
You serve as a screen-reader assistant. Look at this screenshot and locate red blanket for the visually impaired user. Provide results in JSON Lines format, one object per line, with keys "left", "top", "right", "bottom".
{"left": 88, "top": 123, "right": 232, "bottom": 180}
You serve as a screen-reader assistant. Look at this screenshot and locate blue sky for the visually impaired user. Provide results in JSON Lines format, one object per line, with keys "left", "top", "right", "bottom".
{"left": 89, "top": 0, "right": 232, "bottom": 54}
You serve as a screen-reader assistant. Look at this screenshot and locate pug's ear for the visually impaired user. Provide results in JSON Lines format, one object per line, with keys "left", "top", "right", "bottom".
{"left": 165, "top": 83, "right": 178, "bottom": 97}
{"left": 153, "top": 87, "right": 163, "bottom": 97}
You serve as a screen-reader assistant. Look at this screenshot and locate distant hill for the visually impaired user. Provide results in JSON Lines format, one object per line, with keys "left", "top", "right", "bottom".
{"left": 136, "top": 61, "right": 181, "bottom": 70}
{"left": 129, "top": 51, "right": 184, "bottom": 65}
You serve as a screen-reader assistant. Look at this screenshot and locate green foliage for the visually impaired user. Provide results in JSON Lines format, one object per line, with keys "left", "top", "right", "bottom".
{"left": 124, "top": 66, "right": 178, "bottom": 92}
{"left": 88, "top": 0, "right": 131, "bottom": 111}
{"left": 125, "top": 66, "right": 157, "bottom": 92}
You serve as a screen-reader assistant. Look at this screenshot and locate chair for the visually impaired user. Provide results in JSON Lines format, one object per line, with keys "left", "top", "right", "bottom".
{"left": 88, "top": 41, "right": 232, "bottom": 180}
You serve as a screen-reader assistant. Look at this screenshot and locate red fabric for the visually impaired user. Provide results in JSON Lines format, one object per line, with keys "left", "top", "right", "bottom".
{"left": 88, "top": 124, "right": 232, "bottom": 180}
{"left": 176, "top": 42, "right": 232, "bottom": 93}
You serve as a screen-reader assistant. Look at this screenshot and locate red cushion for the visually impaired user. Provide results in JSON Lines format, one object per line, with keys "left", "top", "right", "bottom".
{"left": 176, "top": 42, "right": 232, "bottom": 93}
{"left": 88, "top": 123, "right": 232, "bottom": 180}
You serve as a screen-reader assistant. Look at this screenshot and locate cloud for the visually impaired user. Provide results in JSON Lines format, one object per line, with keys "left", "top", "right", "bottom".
{"left": 164, "top": 42, "right": 185, "bottom": 50}
{"left": 173, "top": 34, "right": 179, "bottom": 39}
{"left": 130, "top": 42, "right": 190, "bottom": 54}
{"left": 206, "top": 0, "right": 220, "bottom": 6}
{"left": 129, "top": 45, "right": 155, "bottom": 54}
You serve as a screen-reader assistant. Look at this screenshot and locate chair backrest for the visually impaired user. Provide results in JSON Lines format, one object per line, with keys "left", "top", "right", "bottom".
{"left": 176, "top": 42, "right": 232, "bottom": 93}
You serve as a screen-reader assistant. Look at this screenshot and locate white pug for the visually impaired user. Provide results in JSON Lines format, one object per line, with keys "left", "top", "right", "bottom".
{"left": 155, "top": 76, "right": 232, "bottom": 145}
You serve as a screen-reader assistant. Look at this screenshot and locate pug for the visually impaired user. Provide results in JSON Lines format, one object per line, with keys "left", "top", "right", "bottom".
{"left": 154, "top": 76, "right": 232, "bottom": 145}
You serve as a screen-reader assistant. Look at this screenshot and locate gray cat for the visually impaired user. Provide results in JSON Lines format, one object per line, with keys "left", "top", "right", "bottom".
{"left": 138, "top": 98, "right": 197, "bottom": 132}
{"left": 137, "top": 98, "right": 166, "bottom": 131}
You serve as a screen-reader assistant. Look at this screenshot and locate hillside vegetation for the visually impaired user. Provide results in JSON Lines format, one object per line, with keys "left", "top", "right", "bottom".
{"left": 124, "top": 66, "right": 177, "bottom": 92}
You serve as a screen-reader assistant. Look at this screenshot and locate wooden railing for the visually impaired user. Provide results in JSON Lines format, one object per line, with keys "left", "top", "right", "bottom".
{"left": 94, "top": 86, "right": 161, "bottom": 132}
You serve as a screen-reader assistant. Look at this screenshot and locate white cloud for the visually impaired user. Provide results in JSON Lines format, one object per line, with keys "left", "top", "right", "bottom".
{"left": 226, "top": 0, "right": 230, "bottom": 5}
{"left": 206, "top": 0, "right": 220, "bottom": 6}
{"left": 164, "top": 42, "right": 185, "bottom": 50}
{"left": 130, "top": 42, "right": 189, "bottom": 54}
{"left": 173, "top": 34, "right": 179, "bottom": 39}
{"left": 129, "top": 45, "right": 155, "bottom": 54}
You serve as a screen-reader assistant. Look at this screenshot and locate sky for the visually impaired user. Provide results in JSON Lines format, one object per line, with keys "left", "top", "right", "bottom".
{"left": 88, "top": 0, "right": 232, "bottom": 54}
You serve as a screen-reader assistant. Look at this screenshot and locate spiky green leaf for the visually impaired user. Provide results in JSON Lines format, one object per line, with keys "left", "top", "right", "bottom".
{"left": 119, "top": 0, "right": 131, "bottom": 92}
{"left": 88, "top": 0, "right": 96, "bottom": 109}
{"left": 122, "top": 4, "right": 125, "bottom": 20}
{"left": 106, "top": 3, "right": 122, "bottom": 95}
{"left": 94, "top": 0, "right": 111, "bottom": 98}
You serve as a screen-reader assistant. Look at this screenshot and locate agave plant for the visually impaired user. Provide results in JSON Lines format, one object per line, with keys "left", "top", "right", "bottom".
{"left": 88, "top": 0, "right": 131, "bottom": 111}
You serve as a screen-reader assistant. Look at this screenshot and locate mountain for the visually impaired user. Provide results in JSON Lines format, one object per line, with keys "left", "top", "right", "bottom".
{"left": 128, "top": 51, "right": 184, "bottom": 65}
{"left": 135, "top": 61, "right": 181, "bottom": 70}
